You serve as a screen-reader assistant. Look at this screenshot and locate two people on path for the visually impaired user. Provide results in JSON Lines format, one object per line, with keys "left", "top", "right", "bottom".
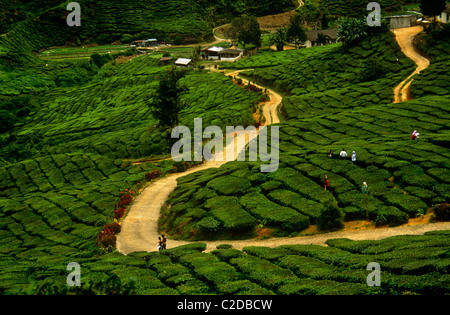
{"left": 158, "top": 234, "right": 167, "bottom": 252}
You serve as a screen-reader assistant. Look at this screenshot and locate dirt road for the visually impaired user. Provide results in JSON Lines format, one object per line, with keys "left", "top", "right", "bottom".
{"left": 226, "top": 70, "right": 282, "bottom": 125}
{"left": 116, "top": 63, "right": 449, "bottom": 255}
{"left": 392, "top": 26, "right": 430, "bottom": 103}
{"left": 116, "top": 25, "right": 445, "bottom": 256}
{"left": 116, "top": 77, "right": 282, "bottom": 255}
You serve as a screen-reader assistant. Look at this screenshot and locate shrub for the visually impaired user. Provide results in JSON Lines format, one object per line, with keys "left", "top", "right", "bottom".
{"left": 197, "top": 217, "right": 221, "bottom": 232}
{"left": 433, "top": 203, "right": 450, "bottom": 221}
{"left": 230, "top": 255, "right": 297, "bottom": 290}
{"left": 103, "top": 222, "right": 121, "bottom": 234}
{"left": 206, "top": 175, "right": 252, "bottom": 196}
{"left": 114, "top": 207, "right": 125, "bottom": 219}
{"left": 337, "top": 18, "right": 368, "bottom": 48}
{"left": 0, "top": 110, "right": 16, "bottom": 133}
{"left": 98, "top": 232, "right": 116, "bottom": 249}
{"left": 116, "top": 192, "right": 133, "bottom": 208}
{"left": 316, "top": 200, "right": 343, "bottom": 231}
{"left": 375, "top": 206, "right": 408, "bottom": 227}
{"left": 240, "top": 192, "right": 310, "bottom": 232}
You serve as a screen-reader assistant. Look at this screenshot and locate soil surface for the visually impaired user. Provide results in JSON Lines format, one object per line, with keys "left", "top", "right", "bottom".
{"left": 392, "top": 26, "right": 430, "bottom": 103}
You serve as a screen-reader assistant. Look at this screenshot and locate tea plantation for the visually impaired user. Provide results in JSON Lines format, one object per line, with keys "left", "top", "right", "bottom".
{"left": 1, "top": 0, "right": 449, "bottom": 296}
{"left": 0, "top": 22, "right": 266, "bottom": 295}
{"left": 2, "top": 232, "right": 449, "bottom": 294}
{"left": 162, "top": 95, "right": 450, "bottom": 238}
{"left": 163, "top": 31, "right": 450, "bottom": 239}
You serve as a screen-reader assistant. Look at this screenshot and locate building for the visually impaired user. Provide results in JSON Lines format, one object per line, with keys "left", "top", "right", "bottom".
{"left": 385, "top": 15, "right": 417, "bottom": 29}
{"left": 175, "top": 58, "right": 192, "bottom": 68}
{"left": 218, "top": 48, "right": 244, "bottom": 62}
{"left": 305, "top": 29, "right": 338, "bottom": 48}
{"left": 159, "top": 56, "right": 173, "bottom": 66}
{"left": 131, "top": 39, "right": 158, "bottom": 48}
{"left": 202, "top": 46, "right": 225, "bottom": 60}
{"left": 438, "top": 4, "right": 450, "bottom": 23}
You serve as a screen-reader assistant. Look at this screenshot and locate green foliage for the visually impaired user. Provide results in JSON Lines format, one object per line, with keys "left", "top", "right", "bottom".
{"left": 295, "top": 0, "right": 322, "bottom": 28}
{"left": 420, "top": 0, "right": 447, "bottom": 18}
{"left": 228, "top": 15, "right": 262, "bottom": 49}
{"left": 270, "top": 27, "right": 288, "bottom": 51}
{"left": 149, "top": 65, "right": 188, "bottom": 127}
{"left": 433, "top": 203, "right": 450, "bottom": 222}
{"left": 0, "top": 110, "right": 16, "bottom": 133}
{"left": 22, "top": 274, "right": 136, "bottom": 295}
{"left": 286, "top": 14, "right": 307, "bottom": 48}
{"left": 337, "top": 18, "right": 369, "bottom": 47}
{"left": 316, "top": 200, "right": 344, "bottom": 231}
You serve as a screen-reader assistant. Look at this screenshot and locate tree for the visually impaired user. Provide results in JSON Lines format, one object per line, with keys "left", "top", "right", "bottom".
{"left": 190, "top": 45, "right": 202, "bottom": 64}
{"left": 149, "top": 65, "right": 188, "bottom": 128}
{"left": 420, "top": 0, "right": 446, "bottom": 32}
{"left": 270, "top": 27, "right": 287, "bottom": 51}
{"left": 420, "top": 0, "right": 446, "bottom": 18}
{"left": 337, "top": 18, "right": 368, "bottom": 48}
{"left": 228, "top": 15, "right": 261, "bottom": 50}
{"left": 296, "top": 0, "right": 322, "bottom": 29}
{"left": 287, "top": 14, "right": 307, "bottom": 49}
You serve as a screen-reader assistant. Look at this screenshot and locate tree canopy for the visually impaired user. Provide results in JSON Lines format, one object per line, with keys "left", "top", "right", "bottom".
{"left": 228, "top": 15, "right": 262, "bottom": 49}
{"left": 287, "top": 14, "right": 307, "bottom": 48}
{"left": 149, "top": 65, "right": 188, "bottom": 128}
{"left": 420, "top": 0, "right": 447, "bottom": 17}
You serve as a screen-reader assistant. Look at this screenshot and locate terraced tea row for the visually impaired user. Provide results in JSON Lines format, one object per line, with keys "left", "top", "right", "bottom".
{"left": 3, "top": 231, "right": 448, "bottom": 294}
{"left": 9, "top": 56, "right": 263, "bottom": 162}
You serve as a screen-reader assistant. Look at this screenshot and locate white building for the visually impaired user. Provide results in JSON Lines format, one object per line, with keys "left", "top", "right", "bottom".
{"left": 202, "top": 46, "right": 225, "bottom": 60}
{"left": 175, "top": 58, "right": 192, "bottom": 68}
{"left": 304, "top": 29, "right": 338, "bottom": 48}
{"left": 385, "top": 15, "right": 417, "bottom": 29}
{"left": 218, "top": 48, "right": 244, "bottom": 62}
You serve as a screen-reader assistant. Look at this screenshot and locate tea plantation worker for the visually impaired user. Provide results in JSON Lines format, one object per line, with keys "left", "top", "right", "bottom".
{"left": 328, "top": 149, "right": 333, "bottom": 159}
{"left": 324, "top": 174, "right": 330, "bottom": 191}
{"left": 340, "top": 149, "right": 348, "bottom": 158}
{"left": 411, "top": 130, "right": 419, "bottom": 140}
{"left": 362, "top": 182, "right": 369, "bottom": 193}
{"left": 351, "top": 151, "right": 356, "bottom": 162}
{"left": 161, "top": 234, "right": 167, "bottom": 250}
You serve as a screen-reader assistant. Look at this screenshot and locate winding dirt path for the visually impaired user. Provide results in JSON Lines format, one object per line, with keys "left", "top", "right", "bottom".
{"left": 116, "top": 77, "right": 283, "bottom": 255}
{"left": 226, "top": 70, "right": 282, "bottom": 125}
{"left": 116, "top": 68, "right": 449, "bottom": 255}
{"left": 116, "top": 25, "right": 447, "bottom": 256}
{"left": 392, "top": 26, "right": 430, "bottom": 103}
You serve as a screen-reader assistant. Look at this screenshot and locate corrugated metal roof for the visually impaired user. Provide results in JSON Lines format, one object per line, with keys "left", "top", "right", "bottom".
{"left": 207, "top": 46, "right": 225, "bottom": 52}
{"left": 175, "top": 58, "right": 192, "bottom": 65}
{"left": 219, "top": 49, "right": 242, "bottom": 55}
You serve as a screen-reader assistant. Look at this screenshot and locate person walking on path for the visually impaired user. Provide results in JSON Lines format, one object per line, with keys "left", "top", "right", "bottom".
{"left": 157, "top": 237, "right": 163, "bottom": 252}
{"left": 324, "top": 174, "right": 330, "bottom": 191}
{"left": 161, "top": 234, "right": 167, "bottom": 250}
